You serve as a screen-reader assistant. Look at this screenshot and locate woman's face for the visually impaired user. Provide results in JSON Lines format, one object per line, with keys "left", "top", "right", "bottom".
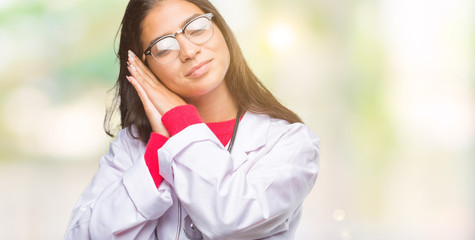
{"left": 140, "top": 0, "right": 230, "bottom": 101}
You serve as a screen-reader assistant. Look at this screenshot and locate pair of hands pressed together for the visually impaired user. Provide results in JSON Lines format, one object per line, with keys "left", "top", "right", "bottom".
{"left": 126, "top": 50, "right": 187, "bottom": 137}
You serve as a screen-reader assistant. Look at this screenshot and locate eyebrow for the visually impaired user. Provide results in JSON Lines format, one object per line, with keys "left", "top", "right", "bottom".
{"left": 147, "top": 13, "right": 202, "bottom": 47}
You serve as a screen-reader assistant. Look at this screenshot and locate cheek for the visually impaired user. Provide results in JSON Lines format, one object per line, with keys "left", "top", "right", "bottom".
{"left": 213, "top": 31, "right": 231, "bottom": 72}
{"left": 149, "top": 62, "right": 180, "bottom": 86}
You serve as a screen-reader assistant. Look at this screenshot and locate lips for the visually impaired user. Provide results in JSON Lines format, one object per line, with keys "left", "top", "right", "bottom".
{"left": 185, "top": 59, "right": 213, "bottom": 78}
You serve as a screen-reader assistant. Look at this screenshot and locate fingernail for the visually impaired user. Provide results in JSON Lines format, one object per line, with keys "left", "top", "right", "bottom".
{"left": 126, "top": 76, "right": 131, "bottom": 82}
{"left": 128, "top": 50, "right": 135, "bottom": 61}
{"left": 129, "top": 65, "right": 137, "bottom": 73}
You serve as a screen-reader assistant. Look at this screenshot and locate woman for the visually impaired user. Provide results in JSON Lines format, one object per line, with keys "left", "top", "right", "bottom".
{"left": 65, "top": 0, "right": 320, "bottom": 239}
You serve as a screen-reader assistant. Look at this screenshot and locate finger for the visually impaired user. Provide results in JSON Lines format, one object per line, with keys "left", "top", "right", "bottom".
{"left": 129, "top": 50, "right": 156, "bottom": 80}
{"left": 127, "top": 53, "right": 150, "bottom": 85}
{"left": 128, "top": 58, "right": 164, "bottom": 99}
{"left": 127, "top": 76, "right": 157, "bottom": 115}
{"left": 128, "top": 50, "right": 157, "bottom": 83}
{"left": 127, "top": 59, "right": 149, "bottom": 84}
{"left": 127, "top": 76, "right": 153, "bottom": 106}
{"left": 127, "top": 61, "right": 165, "bottom": 108}
{"left": 127, "top": 75, "right": 165, "bottom": 130}
{"left": 128, "top": 52, "right": 173, "bottom": 103}
{"left": 128, "top": 81, "right": 169, "bottom": 136}
{"left": 127, "top": 75, "right": 149, "bottom": 105}
{"left": 127, "top": 51, "right": 187, "bottom": 114}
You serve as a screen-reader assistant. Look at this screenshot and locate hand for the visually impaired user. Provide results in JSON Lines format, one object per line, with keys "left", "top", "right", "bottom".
{"left": 126, "top": 50, "right": 186, "bottom": 136}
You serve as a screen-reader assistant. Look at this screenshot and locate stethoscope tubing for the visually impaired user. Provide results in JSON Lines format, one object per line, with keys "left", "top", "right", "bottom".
{"left": 175, "top": 201, "right": 182, "bottom": 240}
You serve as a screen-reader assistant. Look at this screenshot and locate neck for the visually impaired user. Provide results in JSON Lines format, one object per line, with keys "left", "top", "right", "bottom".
{"left": 185, "top": 83, "right": 238, "bottom": 123}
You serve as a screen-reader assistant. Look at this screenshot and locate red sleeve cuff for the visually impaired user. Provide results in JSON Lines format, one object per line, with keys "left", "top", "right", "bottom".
{"left": 161, "top": 104, "right": 204, "bottom": 136}
{"left": 144, "top": 132, "right": 168, "bottom": 188}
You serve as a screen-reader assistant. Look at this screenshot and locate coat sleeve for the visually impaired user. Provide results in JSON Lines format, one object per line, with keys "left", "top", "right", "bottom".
{"left": 64, "top": 128, "right": 173, "bottom": 240}
{"left": 157, "top": 121, "right": 320, "bottom": 239}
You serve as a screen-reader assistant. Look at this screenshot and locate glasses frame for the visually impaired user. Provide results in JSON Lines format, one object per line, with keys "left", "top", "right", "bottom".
{"left": 143, "top": 13, "right": 214, "bottom": 64}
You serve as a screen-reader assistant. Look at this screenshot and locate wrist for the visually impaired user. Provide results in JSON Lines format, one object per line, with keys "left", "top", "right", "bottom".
{"left": 162, "top": 105, "right": 203, "bottom": 136}
{"left": 152, "top": 120, "right": 170, "bottom": 138}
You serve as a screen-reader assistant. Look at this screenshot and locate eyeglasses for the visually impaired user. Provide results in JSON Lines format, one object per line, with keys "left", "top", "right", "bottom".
{"left": 144, "top": 13, "right": 214, "bottom": 64}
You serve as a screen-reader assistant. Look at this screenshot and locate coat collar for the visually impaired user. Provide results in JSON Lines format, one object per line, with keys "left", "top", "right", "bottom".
{"left": 230, "top": 110, "right": 270, "bottom": 154}
{"left": 227, "top": 111, "right": 270, "bottom": 170}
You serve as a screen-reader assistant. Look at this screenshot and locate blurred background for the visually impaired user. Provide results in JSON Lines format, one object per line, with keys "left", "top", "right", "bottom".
{"left": 0, "top": 0, "right": 474, "bottom": 239}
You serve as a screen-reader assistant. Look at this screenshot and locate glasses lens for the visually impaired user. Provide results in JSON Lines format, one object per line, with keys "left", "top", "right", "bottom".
{"left": 151, "top": 37, "right": 180, "bottom": 64}
{"left": 184, "top": 17, "right": 214, "bottom": 44}
{"left": 147, "top": 14, "right": 214, "bottom": 64}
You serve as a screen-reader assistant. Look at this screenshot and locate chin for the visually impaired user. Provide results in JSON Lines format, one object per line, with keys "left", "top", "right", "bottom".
{"left": 183, "top": 81, "right": 223, "bottom": 100}
{"left": 182, "top": 88, "right": 213, "bottom": 99}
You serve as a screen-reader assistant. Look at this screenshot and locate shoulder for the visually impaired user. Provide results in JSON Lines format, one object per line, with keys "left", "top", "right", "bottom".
{"left": 271, "top": 117, "right": 319, "bottom": 143}
{"left": 269, "top": 117, "right": 320, "bottom": 153}
{"left": 242, "top": 112, "right": 320, "bottom": 168}
{"left": 244, "top": 111, "right": 320, "bottom": 147}
{"left": 111, "top": 126, "right": 147, "bottom": 157}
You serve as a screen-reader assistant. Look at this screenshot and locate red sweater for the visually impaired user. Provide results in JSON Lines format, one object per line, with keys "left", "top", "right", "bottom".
{"left": 143, "top": 105, "right": 238, "bottom": 188}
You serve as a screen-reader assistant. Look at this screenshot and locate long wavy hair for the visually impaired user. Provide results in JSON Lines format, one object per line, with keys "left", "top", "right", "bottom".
{"left": 105, "top": 0, "right": 302, "bottom": 144}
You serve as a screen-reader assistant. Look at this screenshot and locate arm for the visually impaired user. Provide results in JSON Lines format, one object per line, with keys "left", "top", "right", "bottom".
{"left": 159, "top": 111, "right": 320, "bottom": 239}
{"left": 64, "top": 128, "right": 173, "bottom": 240}
{"left": 65, "top": 49, "right": 181, "bottom": 239}
{"left": 126, "top": 50, "right": 319, "bottom": 238}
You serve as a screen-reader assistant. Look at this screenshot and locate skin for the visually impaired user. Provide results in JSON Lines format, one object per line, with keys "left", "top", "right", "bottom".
{"left": 126, "top": 0, "right": 238, "bottom": 136}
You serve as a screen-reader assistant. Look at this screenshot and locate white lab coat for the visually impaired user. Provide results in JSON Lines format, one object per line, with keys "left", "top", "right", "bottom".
{"left": 65, "top": 111, "right": 320, "bottom": 240}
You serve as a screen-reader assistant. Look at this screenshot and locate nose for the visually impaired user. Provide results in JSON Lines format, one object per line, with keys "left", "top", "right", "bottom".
{"left": 176, "top": 34, "right": 200, "bottom": 62}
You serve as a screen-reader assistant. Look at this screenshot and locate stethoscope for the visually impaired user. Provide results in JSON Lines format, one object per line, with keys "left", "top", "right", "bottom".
{"left": 174, "top": 109, "right": 242, "bottom": 240}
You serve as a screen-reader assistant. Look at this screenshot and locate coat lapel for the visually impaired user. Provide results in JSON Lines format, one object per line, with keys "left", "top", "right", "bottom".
{"left": 228, "top": 111, "right": 270, "bottom": 169}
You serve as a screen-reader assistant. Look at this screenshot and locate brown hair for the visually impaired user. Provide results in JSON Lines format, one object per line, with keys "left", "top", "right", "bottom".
{"left": 105, "top": 0, "right": 302, "bottom": 144}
